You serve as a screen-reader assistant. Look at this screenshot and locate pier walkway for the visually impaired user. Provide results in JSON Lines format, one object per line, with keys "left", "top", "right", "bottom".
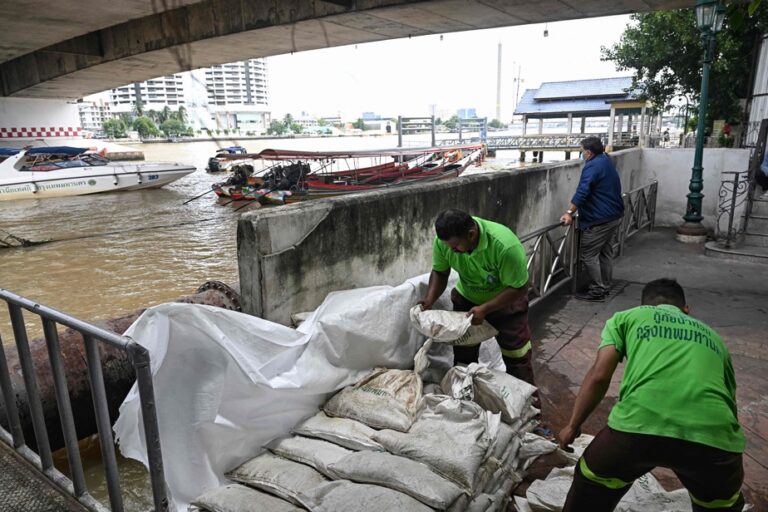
{"left": 0, "top": 441, "right": 86, "bottom": 512}
{"left": 525, "top": 228, "right": 768, "bottom": 510}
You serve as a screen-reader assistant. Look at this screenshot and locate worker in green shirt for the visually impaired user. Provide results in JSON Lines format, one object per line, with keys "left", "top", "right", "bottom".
{"left": 558, "top": 278, "right": 745, "bottom": 512}
{"left": 418, "top": 209, "right": 538, "bottom": 393}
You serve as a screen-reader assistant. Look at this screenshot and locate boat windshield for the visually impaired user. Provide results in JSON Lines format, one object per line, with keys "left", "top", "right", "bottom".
{"left": 20, "top": 153, "right": 110, "bottom": 172}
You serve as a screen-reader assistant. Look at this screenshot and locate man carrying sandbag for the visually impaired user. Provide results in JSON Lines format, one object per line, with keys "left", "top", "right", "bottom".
{"left": 558, "top": 279, "right": 745, "bottom": 512}
{"left": 418, "top": 209, "right": 538, "bottom": 394}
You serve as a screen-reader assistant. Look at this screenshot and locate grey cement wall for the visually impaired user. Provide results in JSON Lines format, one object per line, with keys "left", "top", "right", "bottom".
{"left": 238, "top": 149, "right": 644, "bottom": 324}
{"left": 640, "top": 148, "right": 750, "bottom": 228}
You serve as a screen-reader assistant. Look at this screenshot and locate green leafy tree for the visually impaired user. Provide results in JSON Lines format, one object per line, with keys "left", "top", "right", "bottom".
{"left": 352, "top": 118, "right": 365, "bottom": 130}
{"left": 267, "top": 120, "right": 287, "bottom": 135}
{"left": 176, "top": 106, "right": 188, "bottom": 124}
{"left": 146, "top": 109, "right": 158, "bottom": 123}
{"left": 318, "top": 118, "right": 329, "bottom": 127}
{"left": 102, "top": 118, "right": 127, "bottom": 138}
{"left": 443, "top": 115, "right": 459, "bottom": 131}
{"left": 601, "top": 4, "right": 768, "bottom": 124}
{"left": 133, "top": 100, "right": 144, "bottom": 117}
{"left": 290, "top": 122, "right": 303, "bottom": 134}
{"left": 133, "top": 116, "right": 161, "bottom": 138}
{"left": 158, "top": 106, "right": 172, "bottom": 124}
{"left": 488, "top": 118, "right": 506, "bottom": 129}
{"left": 160, "top": 118, "right": 185, "bottom": 136}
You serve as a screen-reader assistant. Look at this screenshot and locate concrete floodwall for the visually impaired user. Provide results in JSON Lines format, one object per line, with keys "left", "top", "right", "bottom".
{"left": 640, "top": 148, "right": 750, "bottom": 228}
{"left": 238, "top": 149, "right": 644, "bottom": 324}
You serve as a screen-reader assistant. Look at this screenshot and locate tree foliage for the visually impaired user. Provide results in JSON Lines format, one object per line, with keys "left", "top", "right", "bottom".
{"left": 132, "top": 116, "right": 161, "bottom": 138}
{"left": 601, "top": 3, "right": 768, "bottom": 123}
{"left": 102, "top": 118, "right": 127, "bottom": 138}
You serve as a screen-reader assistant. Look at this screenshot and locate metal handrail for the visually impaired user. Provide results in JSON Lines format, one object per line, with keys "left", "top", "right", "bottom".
{"left": 519, "top": 222, "right": 578, "bottom": 307}
{"left": 0, "top": 288, "right": 168, "bottom": 512}
{"left": 616, "top": 180, "right": 658, "bottom": 256}
{"left": 520, "top": 180, "right": 658, "bottom": 306}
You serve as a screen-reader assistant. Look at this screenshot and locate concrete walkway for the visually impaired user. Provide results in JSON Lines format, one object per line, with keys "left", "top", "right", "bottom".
{"left": 0, "top": 441, "right": 86, "bottom": 512}
{"left": 527, "top": 228, "right": 768, "bottom": 510}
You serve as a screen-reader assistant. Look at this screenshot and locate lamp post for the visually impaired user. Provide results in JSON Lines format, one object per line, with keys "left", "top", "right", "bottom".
{"left": 676, "top": 0, "right": 726, "bottom": 242}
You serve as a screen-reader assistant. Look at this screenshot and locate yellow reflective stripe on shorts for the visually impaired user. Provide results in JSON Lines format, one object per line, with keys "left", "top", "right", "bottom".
{"left": 500, "top": 340, "right": 532, "bottom": 359}
{"left": 579, "top": 458, "right": 632, "bottom": 489}
{"left": 690, "top": 489, "right": 741, "bottom": 509}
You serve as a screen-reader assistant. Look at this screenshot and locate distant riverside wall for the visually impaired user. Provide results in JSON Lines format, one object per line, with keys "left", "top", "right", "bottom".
{"left": 237, "top": 147, "right": 748, "bottom": 324}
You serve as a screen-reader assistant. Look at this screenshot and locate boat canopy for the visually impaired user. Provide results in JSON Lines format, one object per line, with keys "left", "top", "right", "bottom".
{"left": 216, "top": 146, "right": 247, "bottom": 155}
{"left": 27, "top": 146, "right": 88, "bottom": 156}
{"left": 0, "top": 146, "right": 89, "bottom": 156}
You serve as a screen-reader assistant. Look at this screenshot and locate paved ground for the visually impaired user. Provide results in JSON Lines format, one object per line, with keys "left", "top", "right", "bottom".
{"left": 522, "top": 228, "right": 768, "bottom": 510}
{"left": 0, "top": 441, "right": 85, "bottom": 512}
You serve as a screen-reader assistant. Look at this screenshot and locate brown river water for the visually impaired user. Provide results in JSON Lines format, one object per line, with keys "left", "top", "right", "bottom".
{"left": 0, "top": 135, "right": 532, "bottom": 509}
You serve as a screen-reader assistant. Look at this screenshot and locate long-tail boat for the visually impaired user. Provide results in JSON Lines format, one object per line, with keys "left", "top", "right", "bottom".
{"left": 211, "top": 144, "right": 486, "bottom": 205}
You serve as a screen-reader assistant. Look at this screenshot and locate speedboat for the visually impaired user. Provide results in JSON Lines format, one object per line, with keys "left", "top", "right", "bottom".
{"left": 206, "top": 146, "right": 252, "bottom": 173}
{"left": 0, "top": 146, "right": 196, "bottom": 201}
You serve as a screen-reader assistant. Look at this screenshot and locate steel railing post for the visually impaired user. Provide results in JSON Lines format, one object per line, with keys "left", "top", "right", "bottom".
{"left": 8, "top": 303, "right": 53, "bottom": 471}
{"left": 725, "top": 172, "right": 740, "bottom": 249}
{"left": 0, "top": 334, "right": 25, "bottom": 448}
{"left": 41, "top": 318, "right": 87, "bottom": 497}
{"left": 83, "top": 334, "right": 124, "bottom": 512}
{"left": 129, "top": 343, "right": 169, "bottom": 512}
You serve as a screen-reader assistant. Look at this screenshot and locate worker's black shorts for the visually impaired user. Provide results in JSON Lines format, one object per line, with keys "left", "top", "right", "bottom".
{"left": 564, "top": 426, "right": 744, "bottom": 512}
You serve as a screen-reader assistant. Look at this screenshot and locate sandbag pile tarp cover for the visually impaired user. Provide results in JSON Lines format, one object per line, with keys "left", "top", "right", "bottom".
{"left": 114, "top": 274, "right": 551, "bottom": 511}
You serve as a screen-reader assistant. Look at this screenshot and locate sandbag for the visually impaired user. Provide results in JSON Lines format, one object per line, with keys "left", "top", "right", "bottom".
{"left": 267, "top": 436, "right": 352, "bottom": 477}
{"left": 442, "top": 363, "right": 537, "bottom": 424}
{"left": 302, "top": 481, "right": 434, "bottom": 512}
{"left": 189, "top": 483, "right": 303, "bottom": 512}
{"left": 327, "top": 450, "right": 465, "bottom": 510}
{"left": 525, "top": 466, "right": 690, "bottom": 512}
{"left": 225, "top": 452, "right": 327, "bottom": 506}
{"left": 324, "top": 368, "right": 423, "bottom": 432}
{"left": 516, "top": 432, "right": 558, "bottom": 471}
{"left": 372, "top": 395, "right": 493, "bottom": 492}
{"left": 409, "top": 305, "right": 498, "bottom": 346}
{"left": 292, "top": 411, "right": 384, "bottom": 452}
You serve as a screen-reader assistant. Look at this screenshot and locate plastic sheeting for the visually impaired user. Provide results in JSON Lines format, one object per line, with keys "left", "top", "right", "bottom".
{"left": 114, "top": 275, "right": 508, "bottom": 511}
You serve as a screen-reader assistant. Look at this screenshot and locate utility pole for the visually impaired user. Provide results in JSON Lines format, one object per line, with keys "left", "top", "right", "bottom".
{"left": 514, "top": 64, "right": 522, "bottom": 112}
{"left": 496, "top": 43, "right": 502, "bottom": 122}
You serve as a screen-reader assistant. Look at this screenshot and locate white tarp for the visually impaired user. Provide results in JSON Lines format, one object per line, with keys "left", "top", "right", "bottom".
{"left": 113, "top": 275, "right": 507, "bottom": 511}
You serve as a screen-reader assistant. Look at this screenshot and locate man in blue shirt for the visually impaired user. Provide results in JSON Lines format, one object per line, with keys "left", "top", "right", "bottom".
{"left": 560, "top": 137, "right": 624, "bottom": 301}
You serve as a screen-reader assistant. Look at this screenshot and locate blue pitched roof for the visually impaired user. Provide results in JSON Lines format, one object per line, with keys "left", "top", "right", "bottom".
{"left": 534, "top": 77, "right": 634, "bottom": 100}
{"left": 514, "top": 77, "right": 640, "bottom": 117}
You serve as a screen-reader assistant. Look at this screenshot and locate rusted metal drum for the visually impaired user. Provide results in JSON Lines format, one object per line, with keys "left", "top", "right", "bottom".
{"left": 0, "top": 281, "right": 241, "bottom": 451}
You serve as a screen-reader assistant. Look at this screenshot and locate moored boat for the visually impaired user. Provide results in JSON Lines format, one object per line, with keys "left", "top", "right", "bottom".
{"left": 210, "top": 144, "right": 485, "bottom": 206}
{"left": 0, "top": 146, "right": 196, "bottom": 201}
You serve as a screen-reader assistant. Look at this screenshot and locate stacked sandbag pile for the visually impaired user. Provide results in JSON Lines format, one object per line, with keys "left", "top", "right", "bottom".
{"left": 189, "top": 308, "right": 558, "bottom": 512}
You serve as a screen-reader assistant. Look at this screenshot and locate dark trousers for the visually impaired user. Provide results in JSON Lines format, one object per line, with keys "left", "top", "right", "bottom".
{"left": 450, "top": 288, "right": 539, "bottom": 408}
{"left": 579, "top": 218, "right": 621, "bottom": 292}
{"left": 564, "top": 426, "right": 744, "bottom": 512}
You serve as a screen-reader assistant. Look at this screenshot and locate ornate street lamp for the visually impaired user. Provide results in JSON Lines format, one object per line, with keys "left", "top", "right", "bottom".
{"left": 677, "top": 0, "right": 726, "bottom": 242}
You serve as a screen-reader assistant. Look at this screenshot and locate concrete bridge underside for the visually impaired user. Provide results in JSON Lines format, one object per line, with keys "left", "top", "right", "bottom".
{"left": 2, "top": 0, "right": 692, "bottom": 99}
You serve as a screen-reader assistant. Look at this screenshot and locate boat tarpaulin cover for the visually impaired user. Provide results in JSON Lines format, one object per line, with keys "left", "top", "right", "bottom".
{"left": 26, "top": 146, "right": 88, "bottom": 156}
{"left": 114, "top": 274, "right": 503, "bottom": 510}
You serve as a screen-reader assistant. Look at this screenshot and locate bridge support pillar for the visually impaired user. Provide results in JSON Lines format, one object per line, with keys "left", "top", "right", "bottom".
{"left": 520, "top": 151, "right": 526, "bottom": 162}
{"left": 538, "top": 151, "right": 544, "bottom": 163}
{"left": 486, "top": 149, "right": 496, "bottom": 158}
{"left": 565, "top": 151, "right": 571, "bottom": 160}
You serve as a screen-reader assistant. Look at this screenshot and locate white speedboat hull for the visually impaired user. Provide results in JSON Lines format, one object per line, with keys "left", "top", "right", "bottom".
{"left": 0, "top": 162, "right": 196, "bottom": 201}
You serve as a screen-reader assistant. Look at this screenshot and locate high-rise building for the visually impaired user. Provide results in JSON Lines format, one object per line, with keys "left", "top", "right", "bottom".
{"left": 203, "top": 59, "right": 270, "bottom": 133}
{"left": 105, "top": 58, "right": 270, "bottom": 133}
{"left": 78, "top": 92, "right": 112, "bottom": 135}
{"left": 110, "top": 75, "right": 186, "bottom": 114}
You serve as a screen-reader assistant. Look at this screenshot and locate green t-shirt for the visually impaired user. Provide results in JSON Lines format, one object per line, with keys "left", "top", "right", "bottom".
{"left": 432, "top": 217, "right": 528, "bottom": 305}
{"left": 599, "top": 304, "right": 745, "bottom": 453}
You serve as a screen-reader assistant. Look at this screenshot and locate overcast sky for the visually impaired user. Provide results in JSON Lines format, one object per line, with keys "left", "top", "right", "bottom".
{"left": 266, "top": 14, "right": 635, "bottom": 121}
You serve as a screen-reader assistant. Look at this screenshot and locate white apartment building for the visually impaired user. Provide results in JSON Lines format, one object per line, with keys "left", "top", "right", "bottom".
{"left": 104, "top": 59, "right": 270, "bottom": 134}
{"left": 204, "top": 59, "right": 270, "bottom": 133}
{"left": 109, "top": 75, "right": 186, "bottom": 114}
{"left": 77, "top": 92, "right": 112, "bottom": 135}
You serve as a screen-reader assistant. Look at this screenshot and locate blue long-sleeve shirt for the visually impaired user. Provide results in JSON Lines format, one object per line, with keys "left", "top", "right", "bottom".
{"left": 571, "top": 153, "right": 624, "bottom": 229}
